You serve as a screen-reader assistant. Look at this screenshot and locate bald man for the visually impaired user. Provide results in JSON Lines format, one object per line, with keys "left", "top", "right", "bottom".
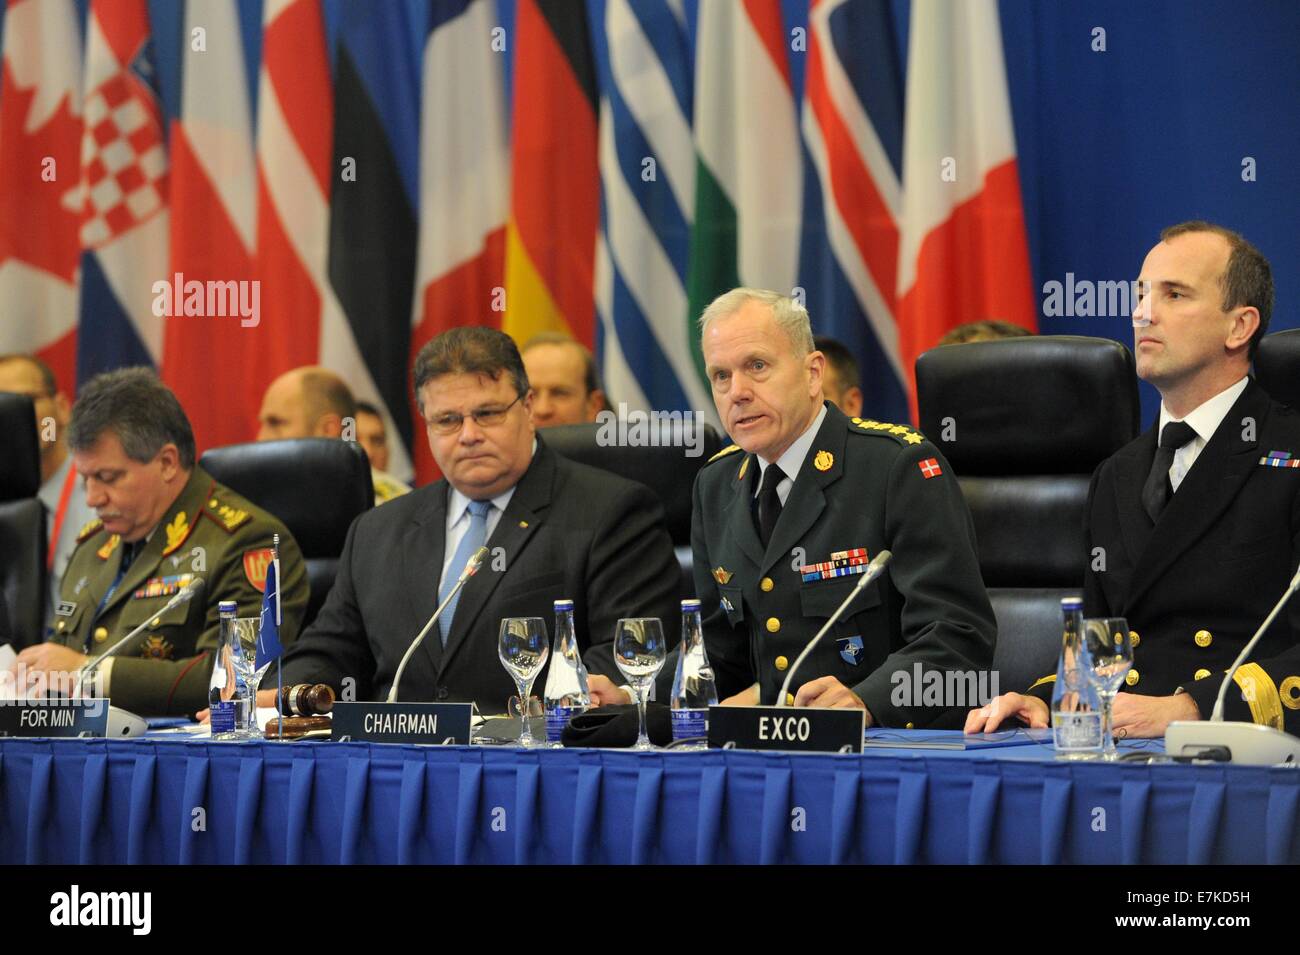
{"left": 257, "top": 367, "right": 410, "bottom": 504}
{"left": 520, "top": 333, "right": 606, "bottom": 427}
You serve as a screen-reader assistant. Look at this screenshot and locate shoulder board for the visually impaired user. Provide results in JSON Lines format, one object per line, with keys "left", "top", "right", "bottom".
{"left": 706, "top": 444, "right": 742, "bottom": 464}
{"left": 203, "top": 494, "right": 253, "bottom": 534}
{"left": 848, "top": 417, "right": 926, "bottom": 446}
{"left": 76, "top": 518, "right": 104, "bottom": 543}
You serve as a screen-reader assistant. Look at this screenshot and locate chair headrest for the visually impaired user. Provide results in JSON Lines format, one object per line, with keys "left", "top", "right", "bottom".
{"left": 540, "top": 420, "right": 724, "bottom": 542}
{"left": 198, "top": 438, "right": 372, "bottom": 556}
{"left": 916, "top": 335, "right": 1140, "bottom": 475}
{"left": 1256, "top": 329, "right": 1300, "bottom": 409}
{"left": 0, "top": 392, "right": 40, "bottom": 500}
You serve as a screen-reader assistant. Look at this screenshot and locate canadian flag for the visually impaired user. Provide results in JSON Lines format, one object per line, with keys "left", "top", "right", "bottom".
{"left": 896, "top": 0, "right": 1036, "bottom": 419}
{"left": 0, "top": 0, "right": 83, "bottom": 391}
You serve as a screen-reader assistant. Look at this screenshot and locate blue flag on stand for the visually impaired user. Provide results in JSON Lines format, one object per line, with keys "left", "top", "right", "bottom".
{"left": 255, "top": 556, "right": 283, "bottom": 669}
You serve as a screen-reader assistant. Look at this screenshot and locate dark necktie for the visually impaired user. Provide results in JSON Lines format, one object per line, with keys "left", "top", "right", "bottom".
{"left": 1141, "top": 421, "right": 1198, "bottom": 522}
{"left": 757, "top": 464, "right": 785, "bottom": 548}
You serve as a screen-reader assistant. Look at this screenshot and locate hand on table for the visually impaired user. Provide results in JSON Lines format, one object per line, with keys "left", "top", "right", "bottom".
{"left": 794, "top": 676, "right": 874, "bottom": 726}
{"left": 1111, "top": 691, "right": 1199, "bottom": 739}
{"left": 195, "top": 687, "right": 277, "bottom": 723}
{"left": 12, "top": 643, "right": 90, "bottom": 696}
{"left": 586, "top": 674, "right": 631, "bottom": 707}
{"left": 964, "top": 693, "right": 1050, "bottom": 734}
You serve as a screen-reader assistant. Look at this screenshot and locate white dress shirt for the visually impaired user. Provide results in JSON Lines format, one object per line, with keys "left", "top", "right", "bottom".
{"left": 753, "top": 404, "right": 828, "bottom": 503}
{"left": 1157, "top": 376, "right": 1248, "bottom": 493}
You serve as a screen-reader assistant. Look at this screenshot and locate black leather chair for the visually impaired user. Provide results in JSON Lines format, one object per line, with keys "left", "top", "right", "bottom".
{"left": 198, "top": 438, "right": 373, "bottom": 629}
{"left": 0, "top": 392, "right": 45, "bottom": 648}
{"left": 541, "top": 419, "right": 725, "bottom": 599}
{"left": 916, "top": 336, "right": 1140, "bottom": 695}
{"left": 1256, "top": 328, "right": 1300, "bottom": 409}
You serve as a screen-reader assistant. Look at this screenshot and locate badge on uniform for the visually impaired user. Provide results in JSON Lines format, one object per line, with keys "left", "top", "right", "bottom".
{"left": 837, "top": 635, "right": 864, "bottom": 665}
{"left": 1259, "top": 451, "right": 1300, "bottom": 468}
{"left": 712, "top": 566, "right": 733, "bottom": 585}
{"left": 918, "top": 457, "right": 943, "bottom": 479}
{"left": 55, "top": 601, "right": 76, "bottom": 617}
{"left": 243, "top": 548, "right": 274, "bottom": 592}
{"left": 721, "top": 595, "right": 735, "bottom": 613}
{"left": 800, "top": 548, "right": 870, "bottom": 582}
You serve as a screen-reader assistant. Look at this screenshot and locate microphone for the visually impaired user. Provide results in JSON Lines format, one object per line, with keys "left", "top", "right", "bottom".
{"left": 1165, "top": 563, "right": 1300, "bottom": 764}
{"left": 387, "top": 545, "right": 489, "bottom": 703}
{"left": 74, "top": 576, "right": 206, "bottom": 698}
{"left": 775, "top": 550, "right": 892, "bottom": 707}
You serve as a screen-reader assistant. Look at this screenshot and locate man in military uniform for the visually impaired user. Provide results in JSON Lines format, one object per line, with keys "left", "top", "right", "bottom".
{"left": 12, "top": 368, "right": 308, "bottom": 716}
{"left": 969, "top": 222, "right": 1300, "bottom": 738}
{"left": 591, "top": 289, "right": 997, "bottom": 728}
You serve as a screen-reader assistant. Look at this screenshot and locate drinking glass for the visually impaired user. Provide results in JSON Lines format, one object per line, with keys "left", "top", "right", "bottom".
{"left": 1082, "top": 616, "right": 1134, "bottom": 760}
{"left": 498, "top": 617, "right": 550, "bottom": 747}
{"left": 613, "top": 618, "right": 667, "bottom": 751}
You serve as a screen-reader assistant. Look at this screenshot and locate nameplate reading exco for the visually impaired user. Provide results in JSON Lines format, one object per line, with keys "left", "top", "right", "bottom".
{"left": 330, "top": 702, "right": 472, "bottom": 745}
{"left": 0, "top": 700, "right": 109, "bottom": 738}
{"left": 707, "top": 705, "right": 865, "bottom": 754}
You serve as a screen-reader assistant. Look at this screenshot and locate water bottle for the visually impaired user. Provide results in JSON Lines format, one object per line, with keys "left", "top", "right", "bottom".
{"left": 208, "top": 601, "right": 241, "bottom": 738}
{"left": 542, "top": 599, "right": 590, "bottom": 745}
{"left": 670, "top": 599, "right": 718, "bottom": 744}
{"left": 1051, "top": 596, "right": 1103, "bottom": 758}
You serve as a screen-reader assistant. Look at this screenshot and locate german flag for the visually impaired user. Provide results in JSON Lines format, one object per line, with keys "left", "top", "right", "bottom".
{"left": 503, "top": 0, "right": 599, "bottom": 349}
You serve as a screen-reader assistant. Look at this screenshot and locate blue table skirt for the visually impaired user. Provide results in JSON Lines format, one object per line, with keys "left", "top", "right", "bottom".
{"left": 1, "top": 739, "right": 1297, "bottom": 864}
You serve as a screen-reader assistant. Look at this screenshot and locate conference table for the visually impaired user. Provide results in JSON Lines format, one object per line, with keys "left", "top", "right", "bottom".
{"left": 1, "top": 726, "right": 1296, "bottom": 865}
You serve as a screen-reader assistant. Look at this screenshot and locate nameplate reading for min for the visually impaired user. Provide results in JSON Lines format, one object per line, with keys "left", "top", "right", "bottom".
{"left": 0, "top": 700, "right": 109, "bottom": 738}
{"left": 707, "top": 705, "right": 865, "bottom": 754}
{"left": 330, "top": 702, "right": 472, "bottom": 745}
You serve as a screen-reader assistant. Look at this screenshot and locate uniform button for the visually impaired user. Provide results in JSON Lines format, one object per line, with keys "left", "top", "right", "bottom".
{"left": 150, "top": 618, "right": 161, "bottom": 629}
{"left": 56, "top": 621, "right": 66, "bottom": 633}
{"left": 766, "top": 617, "right": 781, "bottom": 633}
{"left": 774, "top": 655, "right": 789, "bottom": 671}
{"left": 760, "top": 577, "right": 774, "bottom": 593}
{"left": 436, "top": 687, "right": 449, "bottom": 701}
{"left": 905, "top": 722, "right": 914, "bottom": 730}
{"left": 1194, "top": 629, "right": 1212, "bottom": 648}
{"left": 1125, "top": 669, "right": 1140, "bottom": 687}
{"left": 93, "top": 626, "right": 109, "bottom": 643}
{"left": 1194, "top": 669, "right": 1212, "bottom": 681}
{"left": 1130, "top": 631, "right": 1140, "bottom": 648}
{"left": 785, "top": 693, "right": 795, "bottom": 706}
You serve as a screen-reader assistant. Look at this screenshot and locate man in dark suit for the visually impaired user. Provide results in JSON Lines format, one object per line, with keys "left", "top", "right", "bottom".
{"left": 277, "top": 327, "right": 678, "bottom": 714}
{"left": 590, "top": 289, "right": 997, "bottom": 727}
{"left": 969, "top": 221, "right": 1300, "bottom": 737}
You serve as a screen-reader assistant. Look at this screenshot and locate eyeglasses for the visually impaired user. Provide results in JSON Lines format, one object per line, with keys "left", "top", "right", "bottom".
{"left": 426, "top": 394, "right": 523, "bottom": 435}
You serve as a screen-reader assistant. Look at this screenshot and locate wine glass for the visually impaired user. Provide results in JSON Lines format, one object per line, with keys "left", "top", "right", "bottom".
{"left": 228, "top": 617, "right": 271, "bottom": 740}
{"left": 498, "top": 617, "right": 550, "bottom": 747}
{"left": 1082, "top": 617, "right": 1134, "bottom": 760}
{"left": 613, "top": 618, "right": 667, "bottom": 751}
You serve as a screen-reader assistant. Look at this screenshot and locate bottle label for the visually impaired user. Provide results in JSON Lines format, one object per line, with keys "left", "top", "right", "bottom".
{"left": 1052, "top": 711, "right": 1103, "bottom": 751}
{"left": 671, "top": 708, "right": 708, "bottom": 741}
{"left": 210, "top": 701, "right": 236, "bottom": 735}
{"left": 545, "top": 705, "right": 583, "bottom": 742}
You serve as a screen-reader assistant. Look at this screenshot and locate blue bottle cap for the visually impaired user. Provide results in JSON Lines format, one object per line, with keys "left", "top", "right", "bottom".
{"left": 1060, "top": 597, "right": 1083, "bottom": 610}
{"left": 218, "top": 600, "right": 238, "bottom": 614}
{"left": 681, "top": 598, "right": 702, "bottom": 609}
{"left": 553, "top": 598, "right": 574, "bottom": 609}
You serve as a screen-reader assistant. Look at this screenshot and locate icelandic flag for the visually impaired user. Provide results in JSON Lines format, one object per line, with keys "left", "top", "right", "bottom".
{"left": 255, "top": 554, "right": 282, "bottom": 669}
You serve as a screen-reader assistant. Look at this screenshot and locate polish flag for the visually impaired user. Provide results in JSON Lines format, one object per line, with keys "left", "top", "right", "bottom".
{"left": 896, "top": 0, "right": 1036, "bottom": 418}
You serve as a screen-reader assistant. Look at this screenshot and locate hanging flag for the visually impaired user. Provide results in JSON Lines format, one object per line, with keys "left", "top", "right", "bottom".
{"left": 254, "top": 547, "right": 282, "bottom": 669}
{"left": 409, "top": 0, "right": 509, "bottom": 484}
{"left": 161, "top": 0, "right": 260, "bottom": 454}
{"left": 73, "top": 0, "right": 169, "bottom": 383}
{"left": 0, "top": 0, "right": 82, "bottom": 392}
{"left": 895, "top": 0, "right": 1036, "bottom": 417}
{"left": 503, "top": 0, "right": 599, "bottom": 348}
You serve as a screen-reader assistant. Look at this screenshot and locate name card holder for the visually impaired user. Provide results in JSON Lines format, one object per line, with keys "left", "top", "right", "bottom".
{"left": 707, "top": 705, "right": 864, "bottom": 754}
{"left": 330, "top": 701, "right": 472, "bottom": 745}
{"left": 0, "top": 700, "right": 109, "bottom": 738}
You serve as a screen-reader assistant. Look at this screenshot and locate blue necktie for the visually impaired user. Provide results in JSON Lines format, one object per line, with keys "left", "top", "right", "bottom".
{"left": 440, "top": 500, "right": 491, "bottom": 645}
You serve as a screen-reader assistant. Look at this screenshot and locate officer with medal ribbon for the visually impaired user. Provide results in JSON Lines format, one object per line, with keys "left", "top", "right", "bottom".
{"left": 590, "top": 288, "right": 996, "bottom": 728}
{"left": 969, "top": 222, "right": 1300, "bottom": 738}
{"left": 11, "top": 369, "right": 308, "bottom": 716}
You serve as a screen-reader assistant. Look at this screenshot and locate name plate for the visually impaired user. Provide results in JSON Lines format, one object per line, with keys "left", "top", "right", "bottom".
{"left": 0, "top": 700, "right": 109, "bottom": 738}
{"left": 707, "top": 705, "right": 865, "bottom": 754}
{"left": 330, "top": 702, "right": 472, "bottom": 745}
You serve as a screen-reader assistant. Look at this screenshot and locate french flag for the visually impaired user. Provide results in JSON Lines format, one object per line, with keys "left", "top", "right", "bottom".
{"left": 895, "top": 0, "right": 1037, "bottom": 417}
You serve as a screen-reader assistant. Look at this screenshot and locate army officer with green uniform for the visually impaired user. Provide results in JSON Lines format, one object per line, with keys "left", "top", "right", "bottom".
{"left": 13, "top": 368, "right": 308, "bottom": 716}
{"left": 589, "top": 289, "right": 996, "bottom": 728}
